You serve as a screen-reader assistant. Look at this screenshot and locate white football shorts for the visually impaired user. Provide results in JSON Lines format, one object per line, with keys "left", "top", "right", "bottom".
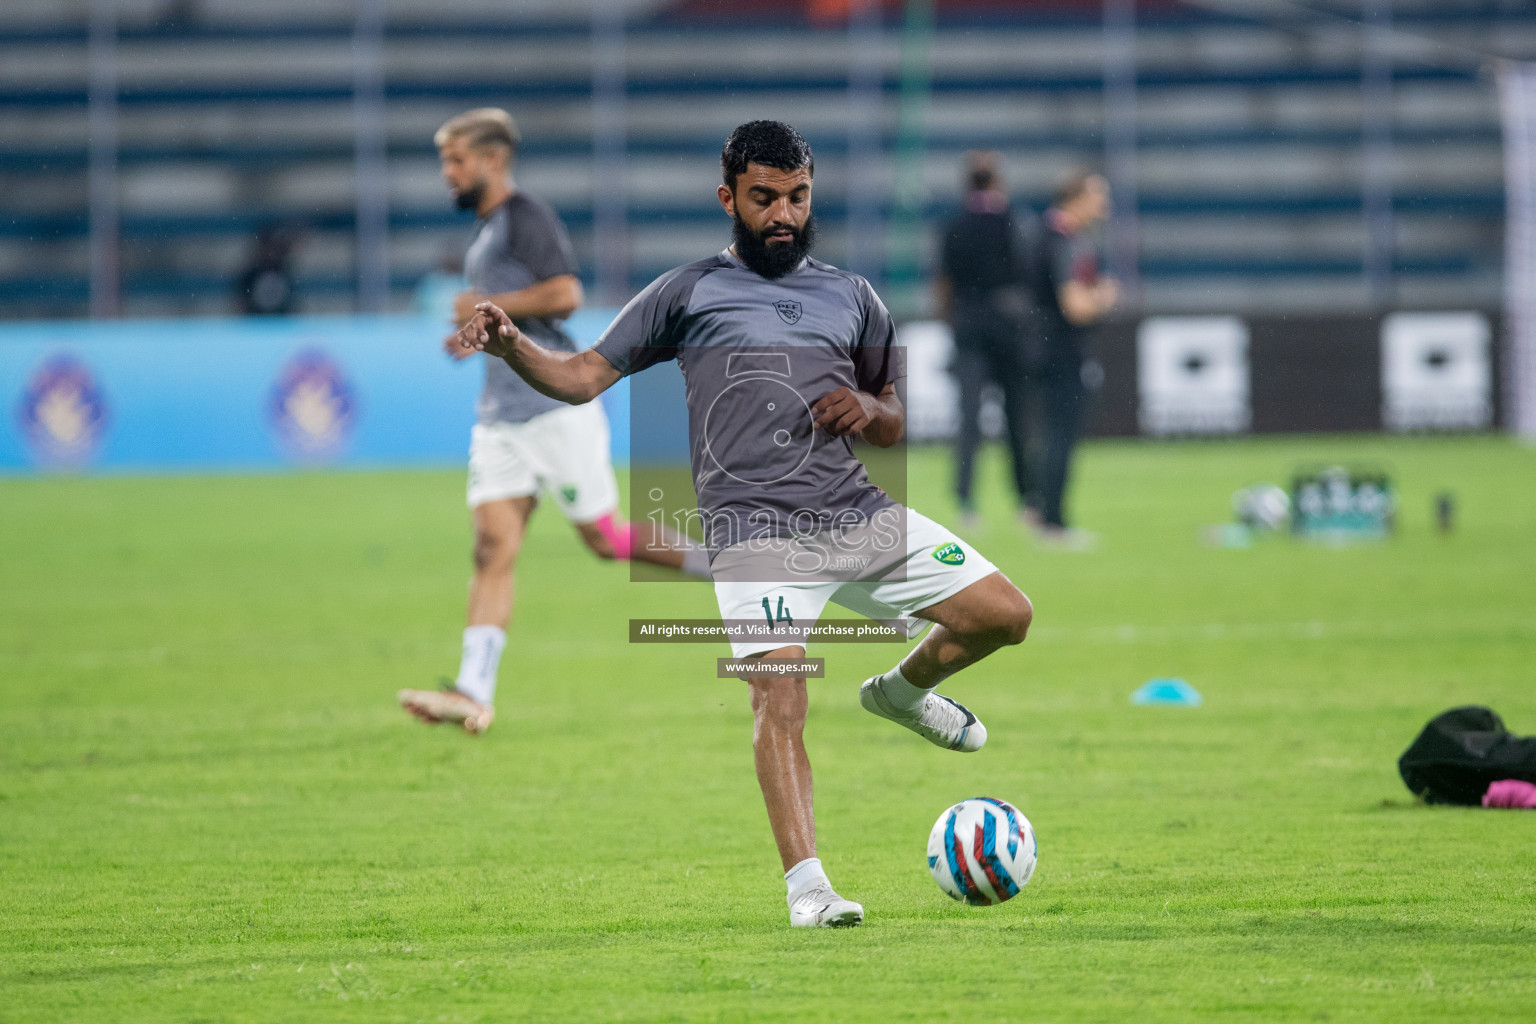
{"left": 712, "top": 507, "right": 1001, "bottom": 658}
{"left": 466, "top": 401, "right": 619, "bottom": 523}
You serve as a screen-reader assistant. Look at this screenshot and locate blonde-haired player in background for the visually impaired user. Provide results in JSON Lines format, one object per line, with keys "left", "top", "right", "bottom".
{"left": 397, "top": 108, "right": 708, "bottom": 735}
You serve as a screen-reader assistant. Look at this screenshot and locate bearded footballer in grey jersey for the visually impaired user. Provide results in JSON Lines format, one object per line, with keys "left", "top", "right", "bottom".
{"left": 398, "top": 107, "right": 709, "bottom": 738}
{"left": 455, "top": 121, "right": 1033, "bottom": 928}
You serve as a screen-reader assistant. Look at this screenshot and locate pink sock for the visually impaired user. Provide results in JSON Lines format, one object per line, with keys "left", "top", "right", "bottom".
{"left": 1482, "top": 779, "right": 1536, "bottom": 809}
{"left": 593, "top": 512, "right": 634, "bottom": 560}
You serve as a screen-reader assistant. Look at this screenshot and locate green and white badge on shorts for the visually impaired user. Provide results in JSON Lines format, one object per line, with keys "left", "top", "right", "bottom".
{"left": 932, "top": 542, "right": 966, "bottom": 566}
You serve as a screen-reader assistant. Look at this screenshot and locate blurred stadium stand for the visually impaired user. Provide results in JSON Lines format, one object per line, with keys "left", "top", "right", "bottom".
{"left": 0, "top": 0, "right": 1521, "bottom": 320}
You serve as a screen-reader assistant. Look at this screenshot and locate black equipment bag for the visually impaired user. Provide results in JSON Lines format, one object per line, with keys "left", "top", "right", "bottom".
{"left": 1398, "top": 705, "right": 1536, "bottom": 805}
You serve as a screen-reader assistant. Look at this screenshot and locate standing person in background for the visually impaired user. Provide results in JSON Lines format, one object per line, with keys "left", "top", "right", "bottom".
{"left": 935, "top": 152, "right": 1040, "bottom": 530}
{"left": 235, "top": 223, "right": 299, "bottom": 316}
{"left": 396, "top": 107, "right": 708, "bottom": 736}
{"left": 1030, "top": 169, "right": 1118, "bottom": 548}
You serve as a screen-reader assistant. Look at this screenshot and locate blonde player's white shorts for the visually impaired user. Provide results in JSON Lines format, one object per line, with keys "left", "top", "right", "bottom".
{"left": 466, "top": 401, "right": 619, "bottom": 523}
{"left": 712, "top": 508, "right": 1001, "bottom": 658}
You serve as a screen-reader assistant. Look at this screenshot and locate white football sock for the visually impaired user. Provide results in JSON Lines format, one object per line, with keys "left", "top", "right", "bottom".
{"left": 681, "top": 546, "right": 712, "bottom": 579}
{"left": 784, "top": 857, "right": 829, "bottom": 902}
{"left": 876, "top": 664, "right": 930, "bottom": 711}
{"left": 454, "top": 625, "right": 505, "bottom": 705}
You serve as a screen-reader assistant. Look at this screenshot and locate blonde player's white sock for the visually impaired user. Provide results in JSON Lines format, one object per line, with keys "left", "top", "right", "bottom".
{"left": 455, "top": 625, "right": 505, "bottom": 704}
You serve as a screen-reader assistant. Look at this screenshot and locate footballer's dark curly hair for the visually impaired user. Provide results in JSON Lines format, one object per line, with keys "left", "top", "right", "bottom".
{"left": 721, "top": 120, "right": 814, "bottom": 191}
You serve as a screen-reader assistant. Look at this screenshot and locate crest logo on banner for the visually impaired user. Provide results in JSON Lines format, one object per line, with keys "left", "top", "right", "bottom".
{"left": 1137, "top": 316, "right": 1251, "bottom": 436}
{"left": 269, "top": 349, "right": 356, "bottom": 459}
{"left": 1382, "top": 313, "right": 1492, "bottom": 431}
{"left": 17, "top": 355, "right": 108, "bottom": 466}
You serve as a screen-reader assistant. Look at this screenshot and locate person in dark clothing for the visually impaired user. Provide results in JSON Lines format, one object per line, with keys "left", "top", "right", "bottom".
{"left": 1031, "top": 169, "right": 1118, "bottom": 544}
{"left": 235, "top": 224, "right": 298, "bottom": 316}
{"left": 935, "top": 152, "right": 1039, "bottom": 527}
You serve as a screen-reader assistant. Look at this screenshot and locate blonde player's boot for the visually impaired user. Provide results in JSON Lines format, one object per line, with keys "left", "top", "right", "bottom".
{"left": 397, "top": 686, "right": 494, "bottom": 735}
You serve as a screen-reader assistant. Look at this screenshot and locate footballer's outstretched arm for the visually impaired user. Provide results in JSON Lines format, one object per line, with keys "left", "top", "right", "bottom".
{"left": 456, "top": 300, "right": 619, "bottom": 405}
{"left": 480, "top": 274, "right": 582, "bottom": 322}
{"left": 444, "top": 276, "right": 584, "bottom": 361}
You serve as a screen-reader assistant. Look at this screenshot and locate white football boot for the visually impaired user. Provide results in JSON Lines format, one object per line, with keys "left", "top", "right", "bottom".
{"left": 788, "top": 881, "right": 864, "bottom": 928}
{"left": 859, "top": 676, "right": 987, "bottom": 752}
{"left": 397, "top": 686, "right": 495, "bottom": 735}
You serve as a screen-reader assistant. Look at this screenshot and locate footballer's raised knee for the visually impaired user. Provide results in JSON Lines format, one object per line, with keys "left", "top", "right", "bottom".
{"left": 964, "top": 582, "right": 1032, "bottom": 647}
{"left": 997, "top": 587, "right": 1033, "bottom": 645}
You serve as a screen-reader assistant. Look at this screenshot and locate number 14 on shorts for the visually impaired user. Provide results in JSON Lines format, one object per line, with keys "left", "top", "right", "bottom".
{"left": 761, "top": 596, "right": 794, "bottom": 628}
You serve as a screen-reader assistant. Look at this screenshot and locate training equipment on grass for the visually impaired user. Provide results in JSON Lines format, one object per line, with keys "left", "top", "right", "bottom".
{"left": 1232, "top": 483, "right": 1290, "bottom": 532}
{"left": 1398, "top": 705, "right": 1536, "bottom": 805}
{"left": 1434, "top": 491, "right": 1457, "bottom": 534}
{"left": 927, "top": 798, "right": 1036, "bottom": 906}
{"left": 1290, "top": 464, "right": 1395, "bottom": 542}
{"left": 1131, "top": 678, "right": 1204, "bottom": 706}
{"left": 1482, "top": 779, "right": 1536, "bottom": 809}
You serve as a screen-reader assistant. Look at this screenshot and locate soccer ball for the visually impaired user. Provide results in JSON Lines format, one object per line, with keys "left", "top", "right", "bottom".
{"left": 1232, "top": 483, "right": 1291, "bottom": 532}
{"left": 927, "top": 797, "right": 1037, "bottom": 906}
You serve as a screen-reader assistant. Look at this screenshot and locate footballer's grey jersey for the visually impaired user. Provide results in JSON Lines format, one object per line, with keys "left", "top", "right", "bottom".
{"left": 465, "top": 192, "right": 581, "bottom": 425}
{"left": 593, "top": 250, "right": 901, "bottom": 553}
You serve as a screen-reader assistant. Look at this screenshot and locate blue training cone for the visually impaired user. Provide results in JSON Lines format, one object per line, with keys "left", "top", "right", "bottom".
{"left": 1131, "top": 678, "right": 1203, "bottom": 706}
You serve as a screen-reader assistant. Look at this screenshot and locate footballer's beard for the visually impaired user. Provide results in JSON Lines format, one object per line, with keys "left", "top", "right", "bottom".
{"left": 453, "top": 178, "right": 486, "bottom": 212}
{"left": 732, "top": 211, "right": 816, "bottom": 280}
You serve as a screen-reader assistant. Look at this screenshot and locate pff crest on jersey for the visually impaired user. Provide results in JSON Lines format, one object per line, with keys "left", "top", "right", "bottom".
{"left": 773, "top": 299, "right": 803, "bottom": 325}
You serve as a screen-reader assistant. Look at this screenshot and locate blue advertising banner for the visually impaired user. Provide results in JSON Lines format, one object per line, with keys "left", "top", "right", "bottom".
{"left": 0, "top": 311, "right": 626, "bottom": 474}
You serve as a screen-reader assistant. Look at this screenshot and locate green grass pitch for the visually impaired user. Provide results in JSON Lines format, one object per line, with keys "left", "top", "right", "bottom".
{"left": 2, "top": 437, "right": 1534, "bottom": 1022}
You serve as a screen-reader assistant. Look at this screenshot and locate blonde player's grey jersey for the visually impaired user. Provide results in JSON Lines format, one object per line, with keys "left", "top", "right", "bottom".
{"left": 593, "top": 250, "right": 901, "bottom": 553}
{"left": 465, "top": 192, "right": 581, "bottom": 425}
